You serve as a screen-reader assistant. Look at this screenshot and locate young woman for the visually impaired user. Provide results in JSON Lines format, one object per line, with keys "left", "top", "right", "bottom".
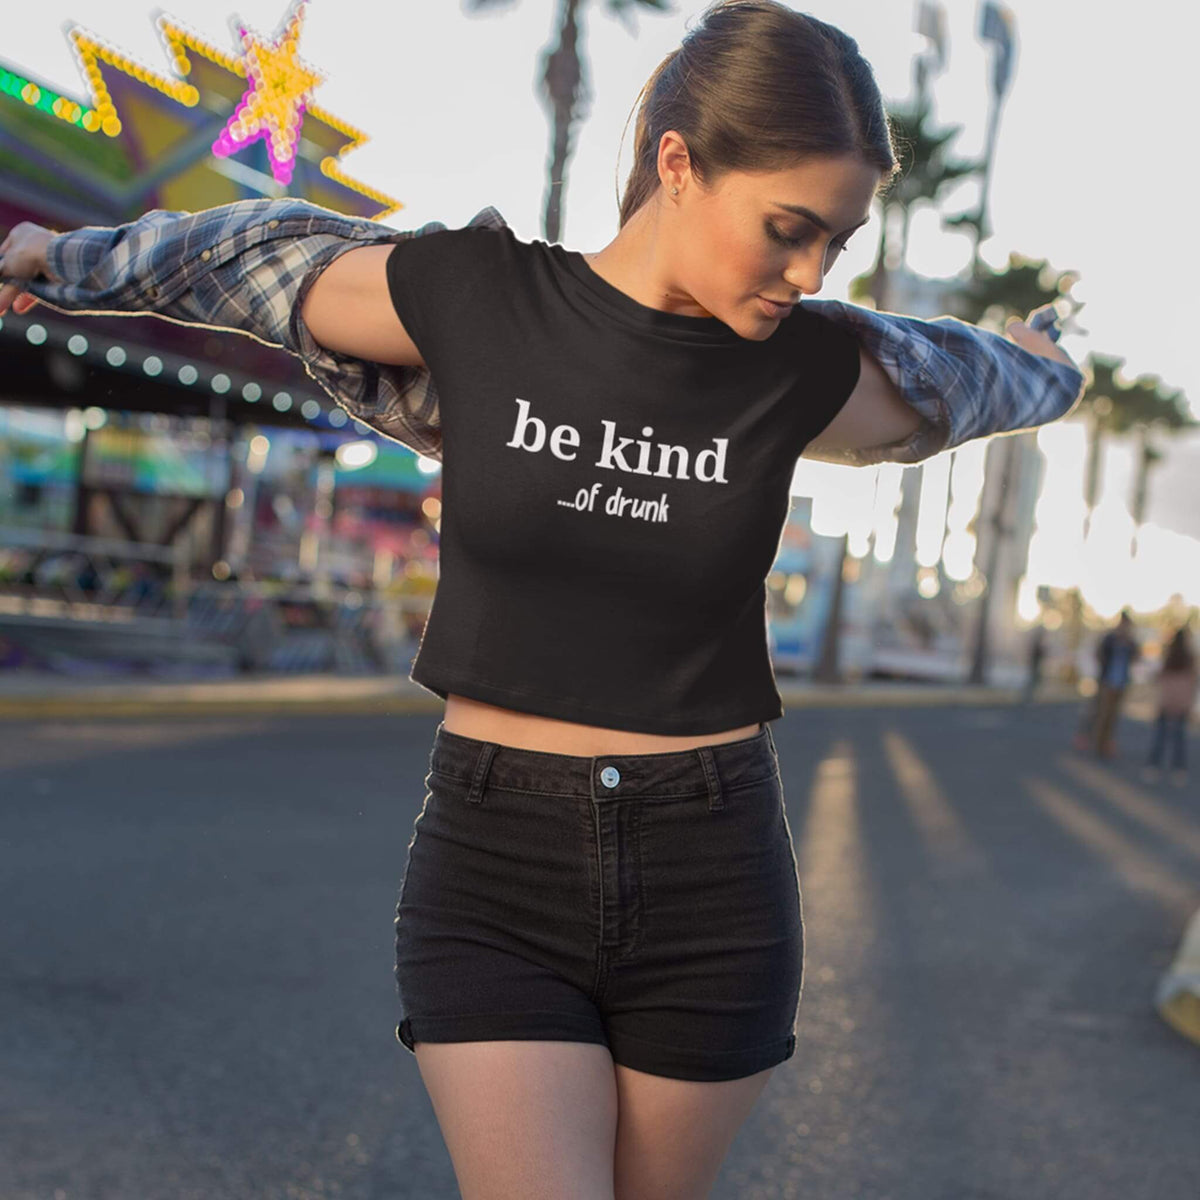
{"left": 1, "top": 3, "right": 1081, "bottom": 1195}
{"left": 1142, "top": 623, "right": 1198, "bottom": 785}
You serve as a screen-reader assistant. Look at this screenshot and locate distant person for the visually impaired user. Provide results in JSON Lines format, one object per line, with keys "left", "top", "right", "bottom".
{"left": 1073, "top": 610, "right": 1141, "bottom": 759}
{"left": 1021, "top": 621, "right": 1047, "bottom": 703}
{"left": 1141, "top": 623, "right": 1197, "bottom": 786}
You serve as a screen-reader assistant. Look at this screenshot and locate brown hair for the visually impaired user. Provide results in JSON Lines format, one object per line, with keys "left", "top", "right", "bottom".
{"left": 1162, "top": 625, "right": 1196, "bottom": 674}
{"left": 617, "top": 0, "right": 899, "bottom": 227}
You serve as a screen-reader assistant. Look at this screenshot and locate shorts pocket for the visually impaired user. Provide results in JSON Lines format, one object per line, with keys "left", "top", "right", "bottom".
{"left": 637, "top": 768, "right": 798, "bottom": 951}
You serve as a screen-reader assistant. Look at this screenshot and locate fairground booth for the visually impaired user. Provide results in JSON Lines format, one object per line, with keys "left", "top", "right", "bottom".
{"left": 0, "top": 3, "right": 441, "bottom": 674}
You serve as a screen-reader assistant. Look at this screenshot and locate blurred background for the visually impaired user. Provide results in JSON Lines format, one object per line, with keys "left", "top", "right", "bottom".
{"left": 1, "top": 0, "right": 1195, "bottom": 694}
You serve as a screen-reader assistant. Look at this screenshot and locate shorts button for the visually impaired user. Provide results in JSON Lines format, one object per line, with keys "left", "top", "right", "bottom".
{"left": 600, "top": 766, "right": 620, "bottom": 788}
{"left": 267, "top": 219, "right": 280, "bottom": 229}
{"left": 200, "top": 249, "right": 212, "bottom": 261}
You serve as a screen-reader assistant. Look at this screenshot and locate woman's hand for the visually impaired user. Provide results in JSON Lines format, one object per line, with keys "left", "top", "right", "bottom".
{"left": 0, "top": 222, "right": 59, "bottom": 317}
{"left": 1005, "top": 303, "right": 1075, "bottom": 367}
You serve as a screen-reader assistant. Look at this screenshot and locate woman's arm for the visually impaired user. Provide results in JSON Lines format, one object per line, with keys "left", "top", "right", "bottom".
{"left": 298, "top": 244, "right": 424, "bottom": 368}
{"left": 801, "top": 301, "right": 1084, "bottom": 466}
{"left": 801, "top": 343, "right": 938, "bottom": 466}
{"left": 6, "top": 200, "right": 1084, "bottom": 468}
{"left": 1, "top": 198, "right": 507, "bottom": 459}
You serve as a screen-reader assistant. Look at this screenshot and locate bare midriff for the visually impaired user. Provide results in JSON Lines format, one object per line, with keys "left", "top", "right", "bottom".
{"left": 443, "top": 693, "right": 762, "bottom": 756}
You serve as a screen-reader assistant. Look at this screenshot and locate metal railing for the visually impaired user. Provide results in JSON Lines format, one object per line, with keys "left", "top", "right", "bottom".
{"left": 0, "top": 525, "right": 189, "bottom": 619}
{"left": 0, "top": 526, "right": 422, "bottom": 675}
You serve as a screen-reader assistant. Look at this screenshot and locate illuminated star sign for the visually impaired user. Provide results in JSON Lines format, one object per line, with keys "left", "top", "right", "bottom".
{"left": 212, "top": 0, "right": 324, "bottom": 186}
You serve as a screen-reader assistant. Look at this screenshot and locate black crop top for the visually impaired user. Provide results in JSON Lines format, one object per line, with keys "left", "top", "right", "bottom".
{"left": 384, "top": 222, "right": 862, "bottom": 734}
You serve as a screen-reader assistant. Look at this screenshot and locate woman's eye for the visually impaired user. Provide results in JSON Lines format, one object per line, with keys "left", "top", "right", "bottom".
{"left": 767, "top": 222, "right": 853, "bottom": 255}
{"left": 766, "top": 222, "right": 807, "bottom": 248}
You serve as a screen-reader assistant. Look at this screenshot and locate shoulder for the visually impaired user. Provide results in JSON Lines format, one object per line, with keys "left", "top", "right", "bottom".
{"left": 385, "top": 207, "right": 520, "bottom": 299}
{"left": 774, "top": 302, "right": 862, "bottom": 382}
{"left": 389, "top": 205, "right": 515, "bottom": 256}
{"left": 781, "top": 300, "right": 860, "bottom": 349}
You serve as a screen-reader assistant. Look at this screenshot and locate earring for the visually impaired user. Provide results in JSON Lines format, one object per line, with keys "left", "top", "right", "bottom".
{"left": 671, "top": 186, "right": 679, "bottom": 195}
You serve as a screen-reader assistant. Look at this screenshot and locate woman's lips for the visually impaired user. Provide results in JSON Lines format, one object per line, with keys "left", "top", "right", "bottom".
{"left": 757, "top": 295, "right": 794, "bottom": 318}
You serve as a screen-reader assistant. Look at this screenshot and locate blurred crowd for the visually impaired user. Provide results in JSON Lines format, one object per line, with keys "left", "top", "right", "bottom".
{"left": 1060, "top": 611, "right": 1198, "bottom": 785}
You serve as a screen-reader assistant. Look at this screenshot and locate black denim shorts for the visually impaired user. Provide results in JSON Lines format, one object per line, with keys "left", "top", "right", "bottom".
{"left": 393, "top": 720, "right": 804, "bottom": 1082}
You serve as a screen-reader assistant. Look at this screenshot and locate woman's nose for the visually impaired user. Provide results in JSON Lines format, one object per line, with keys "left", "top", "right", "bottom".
{"left": 784, "top": 256, "right": 825, "bottom": 298}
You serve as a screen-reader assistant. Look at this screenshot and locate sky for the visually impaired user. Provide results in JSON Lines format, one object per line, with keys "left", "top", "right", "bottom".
{"left": 4, "top": 0, "right": 1199, "bottom": 609}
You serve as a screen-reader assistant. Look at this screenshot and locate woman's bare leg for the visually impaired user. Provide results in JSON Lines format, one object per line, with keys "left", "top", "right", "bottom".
{"left": 611, "top": 1062, "right": 777, "bottom": 1200}
{"left": 415, "top": 1039, "right": 619, "bottom": 1200}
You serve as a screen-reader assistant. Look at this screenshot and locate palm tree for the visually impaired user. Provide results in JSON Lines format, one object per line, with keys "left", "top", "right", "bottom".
{"left": 1077, "top": 355, "right": 1135, "bottom": 541}
{"left": 466, "top": 0, "right": 673, "bottom": 244}
{"left": 951, "top": 253, "right": 1081, "bottom": 331}
{"left": 1060, "top": 357, "right": 1193, "bottom": 675}
{"left": 1100, "top": 374, "right": 1193, "bottom": 556}
{"left": 821, "top": 95, "right": 980, "bottom": 684}
{"left": 849, "top": 94, "right": 980, "bottom": 313}
{"left": 1128, "top": 384, "right": 1195, "bottom": 552}
{"left": 948, "top": 253, "right": 1081, "bottom": 685}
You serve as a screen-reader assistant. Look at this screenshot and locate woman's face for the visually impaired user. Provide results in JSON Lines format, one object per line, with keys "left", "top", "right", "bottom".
{"left": 667, "top": 150, "right": 883, "bottom": 339}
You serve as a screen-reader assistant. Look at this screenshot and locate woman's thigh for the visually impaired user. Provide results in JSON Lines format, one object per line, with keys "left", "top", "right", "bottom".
{"left": 415, "top": 1038, "right": 619, "bottom": 1200}
{"left": 612, "top": 1060, "right": 777, "bottom": 1200}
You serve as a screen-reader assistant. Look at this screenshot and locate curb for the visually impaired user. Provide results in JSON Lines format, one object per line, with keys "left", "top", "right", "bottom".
{"left": 0, "top": 696, "right": 441, "bottom": 720}
{"left": 780, "top": 684, "right": 1078, "bottom": 709}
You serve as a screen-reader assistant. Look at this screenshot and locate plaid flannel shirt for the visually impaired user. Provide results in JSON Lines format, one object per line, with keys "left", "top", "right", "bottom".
{"left": 16, "top": 197, "right": 1084, "bottom": 465}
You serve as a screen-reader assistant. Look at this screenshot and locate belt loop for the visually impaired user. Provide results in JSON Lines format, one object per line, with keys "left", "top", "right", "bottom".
{"left": 467, "top": 740, "right": 499, "bottom": 805}
{"left": 696, "top": 746, "right": 723, "bottom": 812}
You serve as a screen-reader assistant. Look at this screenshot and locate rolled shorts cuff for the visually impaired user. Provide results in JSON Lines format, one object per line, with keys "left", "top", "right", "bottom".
{"left": 396, "top": 1013, "right": 796, "bottom": 1081}
{"left": 396, "top": 1009, "right": 609, "bottom": 1053}
{"left": 604, "top": 1027, "right": 797, "bottom": 1082}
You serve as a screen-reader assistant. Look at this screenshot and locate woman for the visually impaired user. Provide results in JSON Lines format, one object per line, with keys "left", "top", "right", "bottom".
{"left": 1142, "top": 624, "right": 1197, "bottom": 786}
{"left": 1074, "top": 610, "right": 1141, "bottom": 758}
{"left": 1, "top": 3, "right": 1081, "bottom": 1195}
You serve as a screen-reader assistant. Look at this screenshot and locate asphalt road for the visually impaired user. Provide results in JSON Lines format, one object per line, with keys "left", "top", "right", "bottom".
{"left": 1, "top": 703, "right": 1197, "bottom": 1199}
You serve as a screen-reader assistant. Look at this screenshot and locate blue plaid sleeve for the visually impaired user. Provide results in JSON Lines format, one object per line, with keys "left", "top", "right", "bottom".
{"left": 805, "top": 299, "right": 1086, "bottom": 463}
{"left": 25, "top": 197, "right": 507, "bottom": 462}
{"left": 20, "top": 197, "right": 1084, "bottom": 469}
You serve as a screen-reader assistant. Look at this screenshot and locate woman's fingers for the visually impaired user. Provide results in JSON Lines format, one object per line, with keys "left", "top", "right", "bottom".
{"left": 0, "top": 270, "right": 43, "bottom": 315}
{"left": 0, "top": 222, "right": 54, "bottom": 316}
{"left": 0, "top": 221, "right": 54, "bottom": 280}
{"left": 1005, "top": 313, "right": 1073, "bottom": 366}
{"left": 0, "top": 282, "right": 39, "bottom": 317}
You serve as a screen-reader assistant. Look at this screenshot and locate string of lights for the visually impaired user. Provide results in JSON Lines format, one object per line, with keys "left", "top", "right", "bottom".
{"left": 0, "top": 310, "right": 381, "bottom": 436}
{"left": 1, "top": 3, "right": 400, "bottom": 216}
